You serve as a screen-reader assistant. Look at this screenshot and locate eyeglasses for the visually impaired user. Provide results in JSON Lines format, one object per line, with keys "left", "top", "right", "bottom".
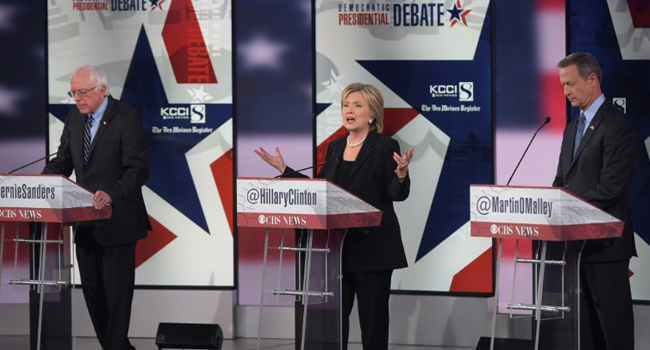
{"left": 67, "top": 85, "right": 99, "bottom": 98}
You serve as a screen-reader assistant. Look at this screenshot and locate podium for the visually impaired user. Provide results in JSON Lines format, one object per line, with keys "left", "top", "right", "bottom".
{"left": 470, "top": 185, "right": 624, "bottom": 350}
{"left": 237, "top": 178, "right": 382, "bottom": 350}
{"left": 0, "top": 174, "right": 111, "bottom": 349}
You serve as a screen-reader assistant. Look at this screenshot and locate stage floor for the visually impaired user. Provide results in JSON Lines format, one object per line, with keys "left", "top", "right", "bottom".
{"left": 0, "top": 336, "right": 473, "bottom": 349}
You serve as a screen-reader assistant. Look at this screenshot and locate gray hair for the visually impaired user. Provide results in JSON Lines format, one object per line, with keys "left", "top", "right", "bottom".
{"left": 73, "top": 65, "right": 110, "bottom": 95}
{"left": 557, "top": 52, "right": 602, "bottom": 84}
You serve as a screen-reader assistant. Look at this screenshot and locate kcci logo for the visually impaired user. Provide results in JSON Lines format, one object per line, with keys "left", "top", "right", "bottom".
{"left": 161, "top": 104, "right": 206, "bottom": 123}
{"left": 430, "top": 82, "right": 474, "bottom": 101}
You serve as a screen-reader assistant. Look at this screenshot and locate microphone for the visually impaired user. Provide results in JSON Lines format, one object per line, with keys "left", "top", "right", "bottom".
{"left": 275, "top": 144, "right": 339, "bottom": 178}
{"left": 8, "top": 137, "right": 69, "bottom": 174}
{"left": 506, "top": 117, "right": 551, "bottom": 186}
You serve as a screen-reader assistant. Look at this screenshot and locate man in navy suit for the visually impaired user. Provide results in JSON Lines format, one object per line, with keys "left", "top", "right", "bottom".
{"left": 43, "top": 65, "right": 149, "bottom": 350}
{"left": 553, "top": 53, "right": 637, "bottom": 350}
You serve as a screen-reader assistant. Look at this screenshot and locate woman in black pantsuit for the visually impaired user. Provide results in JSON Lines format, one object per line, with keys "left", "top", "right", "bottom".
{"left": 256, "top": 83, "right": 414, "bottom": 350}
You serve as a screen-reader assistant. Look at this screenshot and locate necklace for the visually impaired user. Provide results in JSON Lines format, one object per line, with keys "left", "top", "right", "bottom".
{"left": 347, "top": 133, "right": 368, "bottom": 148}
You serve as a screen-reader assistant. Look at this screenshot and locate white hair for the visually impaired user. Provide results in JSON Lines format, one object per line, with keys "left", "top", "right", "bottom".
{"left": 73, "top": 65, "right": 110, "bottom": 95}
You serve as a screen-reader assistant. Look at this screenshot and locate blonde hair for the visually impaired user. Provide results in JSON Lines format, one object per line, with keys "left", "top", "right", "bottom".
{"left": 341, "top": 83, "right": 384, "bottom": 133}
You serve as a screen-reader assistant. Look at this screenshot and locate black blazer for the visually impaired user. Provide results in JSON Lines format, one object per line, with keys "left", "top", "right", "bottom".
{"left": 553, "top": 100, "right": 637, "bottom": 262}
{"left": 284, "top": 131, "right": 410, "bottom": 271}
{"left": 43, "top": 96, "right": 150, "bottom": 247}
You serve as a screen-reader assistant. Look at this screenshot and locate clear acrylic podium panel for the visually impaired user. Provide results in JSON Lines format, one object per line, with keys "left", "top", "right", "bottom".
{"left": 258, "top": 228, "right": 345, "bottom": 350}
{"left": 0, "top": 221, "right": 74, "bottom": 350}
{"left": 295, "top": 229, "right": 344, "bottom": 350}
{"left": 537, "top": 240, "right": 583, "bottom": 350}
{"left": 499, "top": 239, "right": 583, "bottom": 350}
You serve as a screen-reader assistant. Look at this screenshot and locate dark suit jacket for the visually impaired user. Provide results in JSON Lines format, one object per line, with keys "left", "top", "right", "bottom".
{"left": 284, "top": 131, "right": 410, "bottom": 271}
{"left": 553, "top": 100, "right": 637, "bottom": 262}
{"left": 43, "top": 96, "right": 150, "bottom": 247}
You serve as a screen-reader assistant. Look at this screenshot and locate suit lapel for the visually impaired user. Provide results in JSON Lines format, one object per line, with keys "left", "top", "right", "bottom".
{"left": 348, "top": 131, "right": 376, "bottom": 180}
{"left": 323, "top": 138, "right": 345, "bottom": 181}
{"left": 88, "top": 96, "right": 116, "bottom": 161}
{"left": 563, "top": 118, "right": 578, "bottom": 172}
{"left": 567, "top": 102, "right": 608, "bottom": 171}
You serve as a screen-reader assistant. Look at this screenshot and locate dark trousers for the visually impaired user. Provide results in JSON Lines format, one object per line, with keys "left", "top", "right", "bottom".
{"left": 580, "top": 260, "right": 634, "bottom": 350}
{"left": 76, "top": 229, "right": 137, "bottom": 350}
{"left": 341, "top": 269, "right": 393, "bottom": 350}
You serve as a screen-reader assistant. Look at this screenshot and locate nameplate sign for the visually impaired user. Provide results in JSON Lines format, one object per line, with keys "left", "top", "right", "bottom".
{"left": 0, "top": 174, "right": 111, "bottom": 223}
{"left": 237, "top": 178, "right": 382, "bottom": 230}
{"left": 470, "top": 185, "right": 623, "bottom": 241}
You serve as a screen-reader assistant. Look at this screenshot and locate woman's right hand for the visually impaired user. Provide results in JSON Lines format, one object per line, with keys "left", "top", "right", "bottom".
{"left": 254, "top": 147, "right": 287, "bottom": 174}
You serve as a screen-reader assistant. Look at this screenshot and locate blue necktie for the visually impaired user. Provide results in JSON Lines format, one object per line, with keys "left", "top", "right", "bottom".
{"left": 573, "top": 113, "right": 586, "bottom": 158}
{"left": 83, "top": 115, "right": 93, "bottom": 165}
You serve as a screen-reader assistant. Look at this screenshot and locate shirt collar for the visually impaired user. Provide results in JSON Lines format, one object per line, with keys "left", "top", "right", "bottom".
{"left": 91, "top": 96, "right": 109, "bottom": 123}
{"left": 582, "top": 94, "right": 605, "bottom": 126}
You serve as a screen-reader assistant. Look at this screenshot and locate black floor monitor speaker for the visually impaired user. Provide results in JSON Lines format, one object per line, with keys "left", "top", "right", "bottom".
{"left": 476, "top": 336, "right": 532, "bottom": 350}
{"left": 155, "top": 323, "right": 223, "bottom": 349}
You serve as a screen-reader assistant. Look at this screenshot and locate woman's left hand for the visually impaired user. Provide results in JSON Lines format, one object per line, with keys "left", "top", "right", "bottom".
{"left": 393, "top": 146, "right": 414, "bottom": 175}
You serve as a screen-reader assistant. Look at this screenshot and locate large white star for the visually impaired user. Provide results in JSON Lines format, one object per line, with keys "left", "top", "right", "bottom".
{"left": 238, "top": 34, "right": 288, "bottom": 70}
{"left": 321, "top": 70, "right": 345, "bottom": 97}
{"left": 0, "top": 85, "right": 23, "bottom": 115}
{"left": 187, "top": 85, "right": 214, "bottom": 103}
{"left": 297, "top": 0, "right": 311, "bottom": 26}
{"left": 646, "top": 137, "right": 650, "bottom": 164}
{"left": 0, "top": 4, "right": 18, "bottom": 32}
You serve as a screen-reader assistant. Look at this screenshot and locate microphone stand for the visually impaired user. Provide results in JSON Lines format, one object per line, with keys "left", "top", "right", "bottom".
{"left": 506, "top": 117, "right": 551, "bottom": 186}
{"left": 275, "top": 144, "right": 339, "bottom": 178}
{"left": 7, "top": 139, "right": 68, "bottom": 174}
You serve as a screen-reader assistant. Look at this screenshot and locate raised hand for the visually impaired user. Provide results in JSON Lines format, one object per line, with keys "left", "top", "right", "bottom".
{"left": 254, "top": 147, "right": 287, "bottom": 174}
{"left": 393, "top": 146, "right": 414, "bottom": 180}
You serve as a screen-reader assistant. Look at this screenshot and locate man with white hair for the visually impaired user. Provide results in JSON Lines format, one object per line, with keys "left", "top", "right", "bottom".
{"left": 44, "top": 65, "right": 150, "bottom": 350}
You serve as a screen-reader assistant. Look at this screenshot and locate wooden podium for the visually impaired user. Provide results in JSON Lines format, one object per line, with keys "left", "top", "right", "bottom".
{"left": 0, "top": 174, "right": 111, "bottom": 349}
{"left": 237, "top": 178, "right": 382, "bottom": 350}
{"left": 470, "top": 185, "right": 624, "bottom": 350}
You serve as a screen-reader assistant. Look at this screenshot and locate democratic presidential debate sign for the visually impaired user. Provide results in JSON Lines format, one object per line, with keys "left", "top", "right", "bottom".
{"left": 316, "top": 0, "right": 494, "bottom": 294}
{"left": 47, "top": 1, "right": 234, "bottom": 287}
{"left": 569, "top": 0, "right": 650, "bottom": 301}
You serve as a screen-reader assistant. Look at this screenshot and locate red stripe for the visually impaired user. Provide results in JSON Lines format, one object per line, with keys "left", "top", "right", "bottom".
{"left": 628, "top": 0, "right": 650, "bottom": 28}
{"left": 450, "top": 247, "right": 492, "bottom": 293}
{"left": 471, "top": 221, "right": 624, "bottom": 241}
{"left": 162, "top": 0, "right": 218, "bottom": 84}
{"left": 212, "top": 149, "right": 234, "bottom": 235}
{"left": 135, "top": 216, "right": 177, "bottom": 268}
{"left": 0, "top": 206, "right": 111, "bottom": 223}
{"left": 237, "top": 212, "right": 382, "bottom": 230}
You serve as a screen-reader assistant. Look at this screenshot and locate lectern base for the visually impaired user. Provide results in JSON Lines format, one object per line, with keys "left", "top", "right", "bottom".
{"left": 476, "top": 336, "right": 532, "bottom": 350}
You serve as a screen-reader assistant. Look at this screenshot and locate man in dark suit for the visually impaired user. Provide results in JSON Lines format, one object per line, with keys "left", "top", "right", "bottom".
{"left": 553, "top": 53, "right": 637, "bottom": 350}
{"left": 43, "top": 65, "right": 149, "bottom": 350}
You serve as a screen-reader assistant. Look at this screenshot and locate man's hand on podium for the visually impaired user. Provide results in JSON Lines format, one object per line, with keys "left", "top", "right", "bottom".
{"left": 93, "top": 190, "right": 112, "bottom": 210}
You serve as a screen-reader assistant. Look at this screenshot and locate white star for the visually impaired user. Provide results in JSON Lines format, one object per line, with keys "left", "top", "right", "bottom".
{"left": 297, "top": 0, "right": 311, "bottom": 26}
{"left": 645, "top": 136, "right": 650, "bottom": 165}
{"left": 187, "top": 85, "right": 214, "bottom": 103}
{"left": 60, "top": 96, "right": 73, "bottom": 104}
{"left": 238, "top": 34, "right": 288, "bottom": 70}
{"left": 0, "top": 85, "right": 24, "bottom": 115}
{"left": 0, "top": 4, "right": 19, "bottom": 32}
{"left": 322, "top": 70, "right": 345, "bottom": 97}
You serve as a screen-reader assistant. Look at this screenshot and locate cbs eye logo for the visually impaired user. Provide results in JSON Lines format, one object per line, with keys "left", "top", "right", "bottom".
{"left": 190, "top": 104, "right": 206, "bottom": 124}
{"left": 459, "top": 82, "right": 473, "bottom": 101}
